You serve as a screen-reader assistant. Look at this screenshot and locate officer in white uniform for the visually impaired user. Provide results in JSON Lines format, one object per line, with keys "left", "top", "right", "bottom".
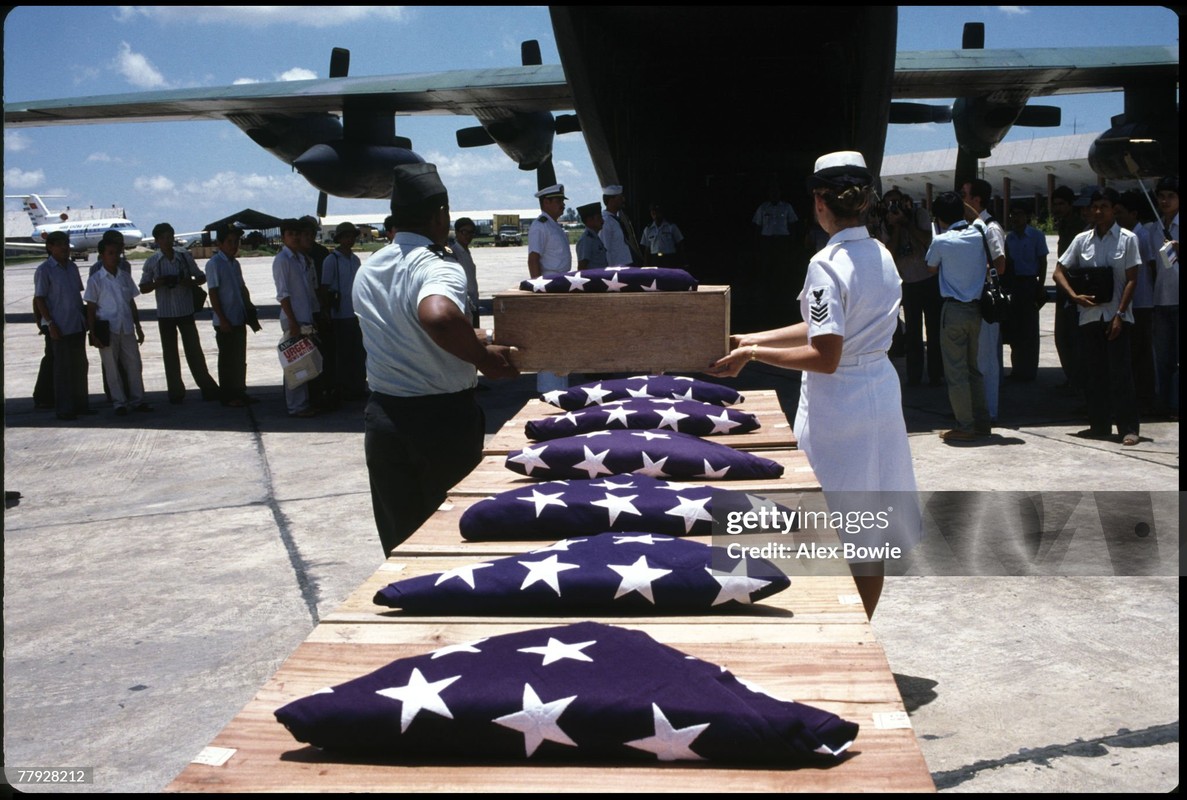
{"left": 600, "top": 184, "right": 641, "bottom": 266}
{"left": 575, "top": 202, "right": 609, "bottom": 269}
{"left": 708, "top": 151, "right": 919, "bottom": 619}
{"left": 527, "top": 184, "right": 572, "bottom": 277}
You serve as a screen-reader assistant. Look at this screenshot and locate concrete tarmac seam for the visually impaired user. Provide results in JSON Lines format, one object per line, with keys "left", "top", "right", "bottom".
{"left": 243, "top": 403, "right": 322, "bottom": 626}
{"left": 930, "top": 720, "right": 1180, "bottom": 789}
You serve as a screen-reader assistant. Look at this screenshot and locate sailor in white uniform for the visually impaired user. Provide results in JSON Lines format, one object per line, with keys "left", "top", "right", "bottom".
{"left": 709, "top": 151, "right": 919, "bottom": 618}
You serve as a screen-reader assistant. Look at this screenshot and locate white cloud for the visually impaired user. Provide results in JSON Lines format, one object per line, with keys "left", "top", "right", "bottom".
{"left": 277, "top": 68, "right": 318, "bottom": 82}
{"left": 115, "top": 42, "right": 169, "bottom": 89}
{"left": 232, "top": 78, "right": 261, "bottom": 85}
{"left": 180, "top": 170, "right": 310, "bottom": 205}
{"left": 87, "top": 152, "right": 112, "bottom": 162}
{"left": 996, "top": 6, "right": 1030, "bottom": 15}
{"left": 134, "top": 175, "right": 176, "bottom": 193}
{"left": 3, "top": 167, "right": 44, "bottom": 188}
{"left": 115, "top": 6, "right": 412, "bottom": 28}
{"left": 5, "top": 131, "right": 31, "bottom": 152}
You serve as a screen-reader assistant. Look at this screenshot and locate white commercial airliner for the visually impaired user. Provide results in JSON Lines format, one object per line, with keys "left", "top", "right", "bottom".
{"left": 4, "top": 194, "right": 144, "bottom": 251}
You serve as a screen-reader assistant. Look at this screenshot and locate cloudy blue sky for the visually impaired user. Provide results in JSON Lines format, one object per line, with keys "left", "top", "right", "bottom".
{"left": 2, "top": 6, "right": 1179, "bottom": 233}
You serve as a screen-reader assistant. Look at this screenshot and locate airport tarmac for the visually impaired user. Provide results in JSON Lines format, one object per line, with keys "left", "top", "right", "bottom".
{"left": 2, "top": 242, "right": 1179, "bottom": 792}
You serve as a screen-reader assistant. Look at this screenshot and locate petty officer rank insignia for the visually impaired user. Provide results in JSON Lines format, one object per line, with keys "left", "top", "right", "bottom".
{"left": 809, "top": 286, "right": 831, "bottom": 325}
{"left": 538, "top": 215, "right": 549, "bottom": 222}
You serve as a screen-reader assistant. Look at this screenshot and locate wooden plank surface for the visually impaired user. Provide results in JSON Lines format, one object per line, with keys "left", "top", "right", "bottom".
{"left": 323, "top": 557, "right": 871, "bottom": 639}
{"left": 484, "top": 391, "right": 796, "bottom": 455}
{"left": 451, "top": 449, "right": 819, "bottom": 497}
{"left": 493, "top": 286, "right": 730, "bottom": 374}
{"left": 166, "top": 638, "right": 934, "bottom": 793}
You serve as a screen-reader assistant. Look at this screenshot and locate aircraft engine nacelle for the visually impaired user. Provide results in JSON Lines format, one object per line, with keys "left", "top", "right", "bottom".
{"left": 292, "top": 141, "right": 424, "bottom": 200}
{"left": 457, "top": 110, "right": 562, "bottom": 172}
{"left": 951, "top": 96, "right": 1060, "bottom": 159}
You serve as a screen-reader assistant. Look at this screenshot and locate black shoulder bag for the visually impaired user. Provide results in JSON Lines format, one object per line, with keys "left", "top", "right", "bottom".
{"left": 975, "top": 225, "right": 1010, "bottom": 325}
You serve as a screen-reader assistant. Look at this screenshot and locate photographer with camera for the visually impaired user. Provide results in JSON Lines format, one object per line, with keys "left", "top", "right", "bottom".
{"left": 879, "top": 189, "right": 941, "bottom": 386}
{"left": 139, "top": 221, "right": 219, "bottom": 405}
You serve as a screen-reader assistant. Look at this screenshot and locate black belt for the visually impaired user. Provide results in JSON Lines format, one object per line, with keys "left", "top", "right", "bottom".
{"left": 371, "top": 388, "right": 476, "bottom": 409}
{"left": 943, "top": 297, "right": 979, "bottom": 304}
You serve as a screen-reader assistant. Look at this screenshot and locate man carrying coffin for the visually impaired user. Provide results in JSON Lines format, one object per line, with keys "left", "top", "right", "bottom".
{"left": 353, "top": 163, "right": 519, "bottom": 557}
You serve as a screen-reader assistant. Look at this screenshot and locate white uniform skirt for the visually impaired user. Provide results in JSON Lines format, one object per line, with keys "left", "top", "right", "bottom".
{"left": 794, "top": 356, "right": 917, "bottom": 494}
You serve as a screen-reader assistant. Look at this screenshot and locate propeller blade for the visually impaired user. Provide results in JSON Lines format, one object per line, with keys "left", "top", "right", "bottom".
{"left": 456, "top": 126, "right": 495, "bottom": 148}
{"left": 329, "top": 47, "right": 350, "bottom": 79}
{"left": 554, "top": 113, "right": 582, "bottom": 134}
{"left": 317, "top": 191, "right": 328, "bottom": 219}
{"left": 953, "top": 148, "right": 980, "bottom": 192}
{"left": 889, "top": 102, "right": 952, "bottom": 125}
{"left": 536, "top": 158, "right": 557, "bottom": 193}
{"left": 1015, "top": 105, "right": 1062, "bottom": 127}
{"left": 522, "top": 40, "right": 542, "bottom": 66}
{"left": 962, "top": 22, "right": 984, "bottom": 49}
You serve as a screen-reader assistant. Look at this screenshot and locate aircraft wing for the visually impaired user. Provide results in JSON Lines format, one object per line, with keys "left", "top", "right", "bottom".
{"left": 4, "top": 64, "right": 572, "bottom": 127}
{"left": 892, "top": 45, "right": 1178, "bottom": 99}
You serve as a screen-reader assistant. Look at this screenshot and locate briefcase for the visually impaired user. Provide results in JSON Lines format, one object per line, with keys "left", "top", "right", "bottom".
{"left": 1065, "top": 266, "right": 1114, "bottom": 304}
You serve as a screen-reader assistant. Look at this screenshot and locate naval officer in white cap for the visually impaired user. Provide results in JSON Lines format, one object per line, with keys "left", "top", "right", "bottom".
{"left": 709, "top": 150, "right": 919, "bottom": 619}
{"left": 528, "top": 184, "right": 572, "bottom": 278}
{"left": 599, "top": 184, "right": 642, "bottom": 266}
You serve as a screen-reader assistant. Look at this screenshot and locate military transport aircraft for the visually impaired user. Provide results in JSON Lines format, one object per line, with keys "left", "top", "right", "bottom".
{"left": 5, "top": 8, "right": 1177, "bottom": 324}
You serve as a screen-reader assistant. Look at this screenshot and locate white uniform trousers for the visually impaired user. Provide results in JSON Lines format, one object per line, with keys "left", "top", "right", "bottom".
{"left": 99, "top": 331, "right": 145, "bottom": 409}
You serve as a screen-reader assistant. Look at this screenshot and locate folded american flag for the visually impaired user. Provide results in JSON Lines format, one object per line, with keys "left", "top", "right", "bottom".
{"left": 373, "top": 532, "right": 789, "bottom": 613}
{"left": 520, "top": 266, "right": 697, "bottom": 293}
{"left": 505, "top": 430, "right": 784, "bottom": 482}
{"left": 544, "top": 375, "right": 742, "bottom": 411}
{"left": 274, "top": 621, "right": 857, "bottom": 764}
{"left": 460, "top": 475, "right": 746, "bottom": 540}
{"left": 526, "top": 398, "right": 760, "bottom": 441}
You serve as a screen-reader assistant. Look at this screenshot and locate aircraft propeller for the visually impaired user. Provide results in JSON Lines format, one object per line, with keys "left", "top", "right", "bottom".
{"left": 455, "top": 40, "right": 581, "bottom": 193}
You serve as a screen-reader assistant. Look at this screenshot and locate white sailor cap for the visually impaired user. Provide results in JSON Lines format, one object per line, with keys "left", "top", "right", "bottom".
{"left": 535, "top": 184, "right": 567, "bottom": 200}
{"left": 806, "top": 151, "right": 872, "bottom": 190}
{"left": 601, "top": 184, "right": 624, "bottom": 196}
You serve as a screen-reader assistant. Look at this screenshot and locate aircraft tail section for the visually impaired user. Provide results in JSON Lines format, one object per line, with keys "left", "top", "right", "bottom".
{"left": 6, "top": 194, "right": 61, "bottom": 226}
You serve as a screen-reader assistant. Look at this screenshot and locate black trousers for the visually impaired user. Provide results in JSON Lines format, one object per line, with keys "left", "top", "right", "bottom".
{"left": 364, "top": 390, "right": 485, "bottom": 557}
{"left": 1054, "top": 294, "right": 1084, "bottom": 389}
{"left": 214, "top": 325, "right": 247, "bottom": 404}
{"left": 1006, "top": 275, "right": 1042, "bottom": 380}
{"left": 1080, "top": 319, "right": 1139, "bottom": 437}
{"left": 51, "top": 332, "right": 89, "bottom": 416}
{"left": 34, "top": 331, "right": 54, "bottom": 407}
{"left": 332, "top": 317, "right": 368, "bottom": 400}
{"left": 902, "top": 275, "right": 944, "bottom": 384}
{"left": 158, "top": 315, "right": 218, "bottom": 402}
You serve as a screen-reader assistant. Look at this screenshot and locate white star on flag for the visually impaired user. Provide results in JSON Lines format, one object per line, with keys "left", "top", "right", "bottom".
{"left": 526, "top": 276, "right": 551, "bottom": 292}
{"left": 604, "top": 274, "right": 628, "bottom": 291}
{"left": 509, "top": 444, "right": 550, "bottom": 475}
{"left": 592, "top": 478, "right": 636, "bottom": 490}
{"left": 573, "top": 446, "right": 613, "bottom": 478}
{"left": 590, "top": 492, "right": 641, "bottom": 525}
{"left": 631, "top": 431, "right": 671, "bottom": 441}
{"left": 642, "top": 280, "right": 659, "bottom": 291}
{"left": 607, "top": 555, "right": 673, "bottom": 603}
{"left": 656, "top": 406, "right": 690, "bottom": 430}
{"left": 624, "top": 703, "right": 709, "bottom": 761}
{"left": 580, "top": 430, "right": 612, "bottom": 437}
{"left": 664, "top": 495, "right": 714, "bottom": 533}
{"left": 625, "top": 386, "right": 652, "bottom": 398}
{"left": 557, "top": 411, "right": 581, "bottom": 426}
{"left": 649, "top": 398, "right": 681, "bottom": 405}
{"left": 603, "top": 404, "right": 637, "bottom": 426}
{"left": 695, "top": 459, "right": 731, "bottom": 479}
{"left": 707, "top": 409, "right": 743, "bottom": 434}
{"left": 735, "top": 675, "right": 782, "bottom": 699}
{"left": 433, "top": 561, "right": 495, "bottom": 589}
{"left": 517, "top": 637, "right": 597, "bottom": 665}
{"left": 430, "top": 638, "right": 489, "bottom": 659}
{"left": 528, "top": 538, "right": 588, "bottom": 554}
{"left": 581, "top": 383, "right": 612, "bottom": 405}
{"left": 517, "top": 489, "right": 569, "bottom": 517}
{"left": 375, "top": 668, "right": 461, "bottom": 733}
{"left": 634, "top": 452, "right": 670, "bottom": 478}
{"left": 673, "top": 376, "right": 694, "bottom": 381}
{"left": 493, "top": 684, "right": 578, "bottom": 757}
{"left": 565, "top": 273, "right": 591, "bottom": 291}
{"left": 657, "top": 480, "right": 704, "bottom": 491}
{"left": 705, "top": 561, "right": 772, "bottom": 606}
{"left": 542, "top": 390, "right": 565, "bottom": 405}
{"left": 612, "top": 534, "right": 673, "bottom": 545}
{"left": 517, "top": 554, "right": 580, "bottom": 595}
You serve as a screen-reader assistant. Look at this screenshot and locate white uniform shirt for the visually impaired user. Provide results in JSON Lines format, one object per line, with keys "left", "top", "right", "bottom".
{"left": 528, "top": 214, "right": 572, "bottom": 275}
{"left": 84, "top": 267, "right": 140, "bottom": 334}
{"left": 640, "top": 220, "right": 684, "bottom": 255}
{"left": 1058, "top": 222, "right": 1141, "bottom": 325}
{"left": 599, "top": 210, "right": 634, "bottom": 266}
{"left": 352, "top": 232, "right": 477, "bottom": 397}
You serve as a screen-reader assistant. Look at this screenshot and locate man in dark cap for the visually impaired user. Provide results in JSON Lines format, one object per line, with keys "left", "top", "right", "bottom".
{"left": 353, "top": 163, "right": 519, "bottom": 557}
{"left": 575, "top": 202, "right": 608, "bottom": 270}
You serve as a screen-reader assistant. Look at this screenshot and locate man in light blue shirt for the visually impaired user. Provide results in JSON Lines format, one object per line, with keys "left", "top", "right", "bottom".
{"left": 926, "top": 191, "right": 991, "bottom": 441}
{"left": 1004, "top": 204, "right": 1049, "bottom": 381}
{"left": 207, "top": 223, "right": 254, "bottom": 407}
{"left": 34, "top": 231, "right": 92, "bottom": 420}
